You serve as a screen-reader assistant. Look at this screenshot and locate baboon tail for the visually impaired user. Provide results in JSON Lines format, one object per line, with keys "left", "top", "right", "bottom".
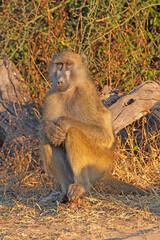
{"left": 102, "top": 173, "right": 145, "bottom": 195}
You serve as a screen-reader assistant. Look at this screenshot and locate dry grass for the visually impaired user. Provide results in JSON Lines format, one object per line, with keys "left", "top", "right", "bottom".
{"left": 0, "top": 120, "right": 160, "bottom": 239}
{"left": 0, "top": 1, "right": 160, "bottom": 238}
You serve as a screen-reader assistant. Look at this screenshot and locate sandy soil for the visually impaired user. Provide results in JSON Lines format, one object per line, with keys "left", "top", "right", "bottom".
{"left": 1, "top": 217, "right": 160, "bottom": 239}
{"left": 0, "top": 169, "right": 159, "bottom": 240}
{"left": 1, "top": 194, "right": 160, "bottom": 240}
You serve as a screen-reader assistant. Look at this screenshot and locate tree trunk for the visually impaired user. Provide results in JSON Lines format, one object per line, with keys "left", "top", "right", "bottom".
{"left": 107, "top": 81, "right": 160, "bottom": 134}
{"left": 0, "top": 57, "right": 39, "bottom": 149}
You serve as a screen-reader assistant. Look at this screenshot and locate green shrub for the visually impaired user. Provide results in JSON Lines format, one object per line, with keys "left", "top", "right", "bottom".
{"left": 0, "top": 0, "right": 159, "bottom": 104}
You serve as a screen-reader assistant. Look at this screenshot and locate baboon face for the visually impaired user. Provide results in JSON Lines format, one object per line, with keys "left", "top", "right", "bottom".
{"left": 49, "top": 51, "right": 87, "bottom": 92}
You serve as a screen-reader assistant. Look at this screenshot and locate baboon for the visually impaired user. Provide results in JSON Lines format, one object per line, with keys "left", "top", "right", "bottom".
{"left": 39, "top": 50, "right": 144, "bottom": 201}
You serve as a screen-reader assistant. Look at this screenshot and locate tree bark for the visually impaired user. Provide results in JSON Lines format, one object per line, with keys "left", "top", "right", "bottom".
{"left": 0, "top": 57, "right": 39, "bottom": 148}
{"left": 107, "top": 81, "right": 160, "bottom": 134}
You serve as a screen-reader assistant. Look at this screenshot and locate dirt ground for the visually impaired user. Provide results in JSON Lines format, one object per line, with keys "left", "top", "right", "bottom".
{"left": 0, "top": 177, "right": 160, "bottom": 240}
{"left": 1, "top": 220, "right": 160, "bottom": 240}
{"left": 1, "top": 135, "right": 160, "bottom": 240}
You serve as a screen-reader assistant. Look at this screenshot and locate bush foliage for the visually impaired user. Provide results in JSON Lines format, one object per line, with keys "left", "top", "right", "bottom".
{"left": 0, "top": 0, "right": 159, "bottom": 104}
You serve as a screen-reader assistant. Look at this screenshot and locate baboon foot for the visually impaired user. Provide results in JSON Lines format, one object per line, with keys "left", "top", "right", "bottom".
{"left": 67, "top": 183, "right": 86, "bottom": 201}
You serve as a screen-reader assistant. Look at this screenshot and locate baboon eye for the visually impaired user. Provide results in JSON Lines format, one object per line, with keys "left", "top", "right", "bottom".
{"left": 56, "top": 62, "right": 62, "bottom": 69}
{"left": 66, "top": 62, "right": 72, "bottom": 67}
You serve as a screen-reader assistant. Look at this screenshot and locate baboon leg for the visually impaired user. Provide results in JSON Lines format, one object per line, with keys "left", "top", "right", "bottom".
{"left": 41, "top": 144, "right": 54, "bottom": 174}
{"left": 42, "top": 144, "right": 74, "bottom": 194}
{"left": 65, "top": 128, "right": 113, "bottom": 200}
{"left": 54, "top": 147, "right": 74, "bottom": 194}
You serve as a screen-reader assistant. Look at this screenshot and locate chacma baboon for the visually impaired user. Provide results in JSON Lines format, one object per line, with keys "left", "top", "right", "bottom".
{"left": 39, "top": 50, "right": 144, "bottom": 201}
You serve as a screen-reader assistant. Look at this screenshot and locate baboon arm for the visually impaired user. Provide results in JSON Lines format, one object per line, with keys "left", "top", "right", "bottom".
{"left": 56, "top": 116, "right": 114, "bottom": 148}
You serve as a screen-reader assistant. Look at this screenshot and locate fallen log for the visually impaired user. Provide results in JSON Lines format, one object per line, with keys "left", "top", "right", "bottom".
{"left": 107, "top": 81, "right": 160, "bottom": 134}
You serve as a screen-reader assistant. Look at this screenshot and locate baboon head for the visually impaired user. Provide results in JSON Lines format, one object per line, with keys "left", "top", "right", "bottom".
{"left": 49, "top": 50, "right": 88, "bottom": 92}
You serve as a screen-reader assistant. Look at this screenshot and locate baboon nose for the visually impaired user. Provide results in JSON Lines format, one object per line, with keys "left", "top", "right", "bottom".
{"left": 57, "top": 80, "right": 63, "bottom": 86}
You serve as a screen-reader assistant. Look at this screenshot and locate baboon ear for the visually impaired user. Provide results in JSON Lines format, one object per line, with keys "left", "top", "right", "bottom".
{"left": 81, "top": 53, "right": 87, "bottom": 66}
{"left": 52, "top": 54, "right": 58, "bottom": 61}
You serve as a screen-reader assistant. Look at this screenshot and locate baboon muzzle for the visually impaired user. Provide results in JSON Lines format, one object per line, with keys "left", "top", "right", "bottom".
{"left": 56, "top": 76, "right": 70, "bottom": 92}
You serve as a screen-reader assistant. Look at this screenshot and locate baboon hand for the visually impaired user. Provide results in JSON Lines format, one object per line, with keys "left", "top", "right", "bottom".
{"left": 42, "top": 120, "right": 66, "bottom": 146}
{"left": 56, "top": 116, "right": 71, "bottom": 132}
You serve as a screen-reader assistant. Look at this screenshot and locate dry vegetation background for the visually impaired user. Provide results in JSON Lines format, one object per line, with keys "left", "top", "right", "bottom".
{"left": 0, "top": 0, "right": 160, "bottom": 239}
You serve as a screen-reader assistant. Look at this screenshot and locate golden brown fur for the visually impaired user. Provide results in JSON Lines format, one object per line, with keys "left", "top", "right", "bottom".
{"left": 39, "top": 50, "right": 144, "bottom": 201}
